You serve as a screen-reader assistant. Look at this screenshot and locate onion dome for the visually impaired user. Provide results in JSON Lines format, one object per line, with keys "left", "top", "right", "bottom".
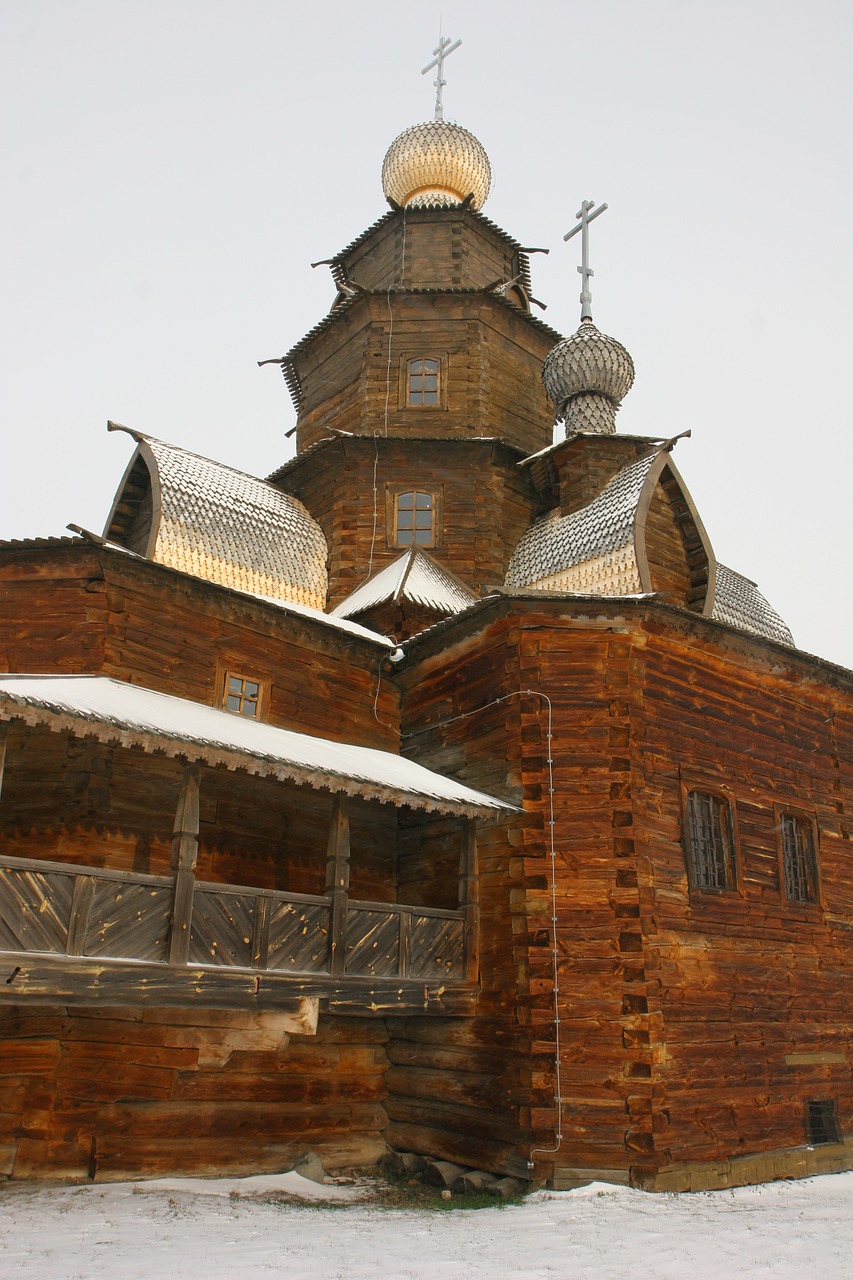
{"left": 381, "top": 118, "right": 491, "bottom": 210}
{"left": 541, "top": 319, "right": 635, "bottom": 435}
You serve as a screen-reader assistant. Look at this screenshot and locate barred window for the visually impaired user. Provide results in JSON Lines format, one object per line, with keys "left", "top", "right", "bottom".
{"left": 780, "top": 813, "right": 818, "bottom": 903}
{"left": 806, "top": 1099, "right": 841, "bottom": 1146}
{"left": 407, "top": 358, "right": 440, "bottom": 406}
{"left": 685, "top": 790, "right": 737, "bottom": 891}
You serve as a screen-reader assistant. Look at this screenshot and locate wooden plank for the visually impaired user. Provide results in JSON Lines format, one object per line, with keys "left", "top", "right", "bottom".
{"left": 326, "top": 795, "right": 350, "bottom": 977}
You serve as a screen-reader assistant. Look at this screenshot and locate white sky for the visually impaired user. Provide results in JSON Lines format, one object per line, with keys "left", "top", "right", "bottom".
{"left": 2, "top": 0, "right": 852, "bottom": 666}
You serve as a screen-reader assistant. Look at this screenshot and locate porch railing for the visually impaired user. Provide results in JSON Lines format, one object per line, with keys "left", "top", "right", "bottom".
{"left": 0, "top": 853, "right": 466, "bottom": 982}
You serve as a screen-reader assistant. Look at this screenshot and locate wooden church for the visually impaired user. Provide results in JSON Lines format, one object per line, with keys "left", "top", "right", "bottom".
{"left": 1, "top": 43, "right": 851, "bottom": 1193}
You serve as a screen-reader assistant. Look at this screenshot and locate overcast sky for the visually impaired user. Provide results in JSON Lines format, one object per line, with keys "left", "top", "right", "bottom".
{"left": 2, "top": 1, "right": 852, "bottom": 666}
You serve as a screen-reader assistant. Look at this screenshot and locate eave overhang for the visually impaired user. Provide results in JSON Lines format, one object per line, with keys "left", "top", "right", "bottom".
{"left": 0, "top": 675, "right": 513, "bottom": 819}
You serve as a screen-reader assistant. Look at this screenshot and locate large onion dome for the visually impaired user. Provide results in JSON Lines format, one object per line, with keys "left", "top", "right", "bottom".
{"left": 381, "top": 118, "right": 491, "bottom": 210}
{"left": 542, "top": 318, "right": 635, "bottom": 435}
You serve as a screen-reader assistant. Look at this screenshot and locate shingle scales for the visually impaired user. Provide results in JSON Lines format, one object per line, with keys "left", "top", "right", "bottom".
{"left": 505, "top": 451, "right": 659, "bottom": 594}
{"left": 105, "top": 427, "right": 328, "bottom": 609}
{"left": 712, "top": 563, "right": 794, "bottom": 647}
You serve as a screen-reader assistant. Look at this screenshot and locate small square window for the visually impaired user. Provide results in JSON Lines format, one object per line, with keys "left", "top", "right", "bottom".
{"left": 222, "top": 672, "right": 264, "bottom": 719}
{"left": 684, "top": 789, "right": 737, "bottom": 891}
{"left": 779, "top": 812, "right": 819, "bottom": 903}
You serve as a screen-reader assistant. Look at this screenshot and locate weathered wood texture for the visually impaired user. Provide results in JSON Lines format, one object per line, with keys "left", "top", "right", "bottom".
{"left": 0, "top": 544, "right": 400, "bottom": 751}
{"left": 276, "top": 437, "right": 542, "bottom": 608}
{"left": 501, "top": 601, "right": 853, "bottom": 1189}
{"left": 384, "top": 614, "right": 535, "bottom": 1178}
{"left": 340, "top": 208, "right": 524, "bottom": 295}
{"left": 0, "top": 1005, "right": 390, "bottom": 1180}
{"left": 291, "top": 293, "right": 556, "bottom": 456}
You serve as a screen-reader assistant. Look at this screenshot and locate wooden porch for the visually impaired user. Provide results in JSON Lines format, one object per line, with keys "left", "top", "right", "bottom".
{"left": 0, "top": 680, "right": 495, "bottom": 1016}
{"left": 0, "top": 797, "right": 478, "bottom": 1015}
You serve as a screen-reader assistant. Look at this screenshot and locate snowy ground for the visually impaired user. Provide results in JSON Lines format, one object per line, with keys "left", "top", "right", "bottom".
{"left": 2, "top": 1170, "right": 851, "bottom": 1279}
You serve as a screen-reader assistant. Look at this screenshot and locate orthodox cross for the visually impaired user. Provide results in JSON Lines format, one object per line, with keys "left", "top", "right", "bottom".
{"left": 422, "top": 34, "right": 462, "bottom": 120}
{"left": 564, "top": 199, "right": 608, "bottom": 321}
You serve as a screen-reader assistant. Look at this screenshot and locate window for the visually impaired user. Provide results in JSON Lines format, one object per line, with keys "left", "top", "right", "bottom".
{"left": 805, "top": 1099, "right": 841, "bottom": 1146}
{"left": 779, "top": 812, "right": 819, "bottom": 903}
{"left": 223, "top": 673, "right": 262, "bottom": 719}
{"left": 407, "top": 358, "right": 440, "bottom": 406}
{"left": 393, "top": 490, "right": 435, "bottom": 547}
{"left": 685, "top": 789, "right": 737, "bottom": 891}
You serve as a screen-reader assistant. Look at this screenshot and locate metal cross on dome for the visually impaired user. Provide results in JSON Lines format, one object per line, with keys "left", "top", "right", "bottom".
{"left": 422, "top": 34, "right": 462, "bottom": 121}
{"left": 564, "top": 199, "right": 608, "bottom": 321}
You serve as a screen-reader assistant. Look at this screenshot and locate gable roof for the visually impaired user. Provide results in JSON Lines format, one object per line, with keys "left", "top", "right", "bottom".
{"left": 331, "top": 548, "right": 477, "bottom": 621}
{"left": 103, "top": 425, "right": 328, "bottom": 610}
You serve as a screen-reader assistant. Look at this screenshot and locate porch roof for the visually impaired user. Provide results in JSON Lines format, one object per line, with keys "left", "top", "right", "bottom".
{"left": 0, "top": 675, "right": 513, "bottom": 818}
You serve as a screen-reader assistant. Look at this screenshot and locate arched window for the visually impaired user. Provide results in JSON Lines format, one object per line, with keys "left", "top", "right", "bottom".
{"left": 407, "top": 358, "right": 440, "bottom": 406}
{"left": 394, "top": 490, "right": 435, "bottom": 547}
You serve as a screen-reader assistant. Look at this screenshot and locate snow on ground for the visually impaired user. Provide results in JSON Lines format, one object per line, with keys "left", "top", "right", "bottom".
{"left": 2, "top": 1170, "right": 851, "bottom": 1279}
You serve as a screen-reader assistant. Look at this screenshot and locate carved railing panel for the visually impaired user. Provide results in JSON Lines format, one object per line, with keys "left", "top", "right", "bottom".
{"left": 0, "top": 865, "right": 75, "bottom": 954}
{"left": 409, "top": 913, "right": 465, "bottom": 981}
{"left": 267, "top": 899, "right": 331, "bottom": 974}
{"left": 345, "top": 907, "right": 401, "bottom": 977}
{"left": 85, "top": 881, "right": 172, "bottom": 962}
{"left": 190, "top": 889, "right": 255, "bottom": 968}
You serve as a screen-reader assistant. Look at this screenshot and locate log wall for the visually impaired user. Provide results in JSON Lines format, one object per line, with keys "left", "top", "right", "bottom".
{"left": 385, "top": 615, "right": 534, "bottom": 1178}
{"left": 278, "top": 437, "right": 540, "bottom": 607}
{"left": 0, "top": 544, "right": 400, "bottom": 751}
{"left": 0, "top": 1005, "right": 389, "bottom": 1180}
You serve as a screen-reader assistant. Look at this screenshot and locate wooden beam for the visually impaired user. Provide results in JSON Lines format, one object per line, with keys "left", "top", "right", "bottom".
{"left": 459, "top": 820, "right": 480, "bottom": 983}
{"left": 0, "top": 950, "right": 478, "bottom": 1015}
{"left": 325, "top": 795, "right": 350, "bottom": 977}
{"left": 0, "top": 722, "right": 7, "bottom": 803}
{"left": 168, "top": 765, "right": 200, "bottom": 966}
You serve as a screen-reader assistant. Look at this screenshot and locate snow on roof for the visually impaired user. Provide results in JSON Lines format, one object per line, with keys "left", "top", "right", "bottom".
{"left": 331, "top": 549, "right": 477, "bottom": 620}
{"left": 0, "top": 676, "right": 512, "bottom": 817}
{"left": 104, "top": 426, "right": 329, "bottom": 610}
{"left": 712, "top": 563, "right": 794, "bottom": 647}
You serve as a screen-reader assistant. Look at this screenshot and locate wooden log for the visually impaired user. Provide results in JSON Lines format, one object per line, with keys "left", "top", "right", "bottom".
{"left": 326, "top": 796, "right": 350, "bottom": 977}
{"left": 168, "top": 766, "right": 200, "bottom": 966}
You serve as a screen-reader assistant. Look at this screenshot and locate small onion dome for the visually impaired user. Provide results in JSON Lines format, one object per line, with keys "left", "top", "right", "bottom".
{"left": 542, "top": 319, "right": 635, "bottom": 435}
{"left": 382, "top": 119, "right": 491, "bottom": 210}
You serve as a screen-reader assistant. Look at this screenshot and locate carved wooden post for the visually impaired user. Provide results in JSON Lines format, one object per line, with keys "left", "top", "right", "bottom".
{"left": 459, "top": 820, "right": 480, "bottom": 983}
{"left": 326, "top": 795, "right": 350, "bottom": 977}
{"left": 168, "top": 765, "right": 200, "bottom": 966}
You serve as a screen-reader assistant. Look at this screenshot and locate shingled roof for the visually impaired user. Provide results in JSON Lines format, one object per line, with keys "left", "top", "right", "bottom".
{"left": 505, "top": 451, "right": 659, "bottom": 595}
{"left": 331, "top": 548, "right": 477, "bottom": 621}
{"left": 104, "top": 426, "right": 328, "bottom": 610}
{"left": 712, "top": 563, "right": 794, "bottom": 646}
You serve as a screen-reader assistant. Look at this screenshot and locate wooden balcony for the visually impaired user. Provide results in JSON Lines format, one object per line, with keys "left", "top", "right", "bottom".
{"left": 0, "top": 849, "right": 475, "bottom": 1014}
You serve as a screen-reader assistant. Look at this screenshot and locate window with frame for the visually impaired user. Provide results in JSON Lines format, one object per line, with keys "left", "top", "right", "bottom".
{"left": 685, "top": 789, "right": 737, "bottom": 891}
{"left": 393, "top": 490, "right": 436, "bottom": 547}
{"left": 222, "top": 673, "right": 262, "bottom": 719}
{"left": 779, "top": 812, "right": 818, "bottom": 903}
{"left": 407, "top": 358, "right": 440, "bottom": 406}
